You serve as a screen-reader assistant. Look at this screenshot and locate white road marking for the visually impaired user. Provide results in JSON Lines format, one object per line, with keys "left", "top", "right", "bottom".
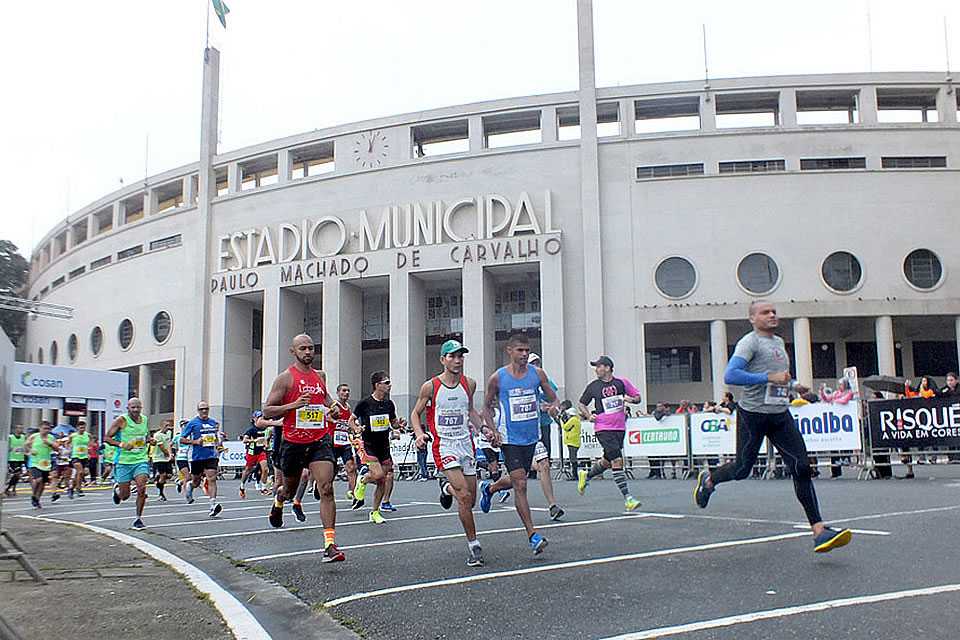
{"left": 828, "top": 504, "right": 960, "bottom": 524}
{"left": 597, "top": 583, "right": 960, "bottom": 640}
{"left": 5, "top": 494, "right": 283, "bottom": 517}
{"left": 84, "top": 503, "right": 279, "bottom": 523}
{"left": 21, "top": 515, "right": 270, "bottom": 639}
{"left": 145, "top": 501, "right": 429, "bottom": 529}
{"left": 244, "top": 514, "right": 654, "bottom": 561}
{"left": 323, "top": 530, "right": 813, "bottom": 607}
{"left": 791, "top": 525, "right": 891, "bottom": 536}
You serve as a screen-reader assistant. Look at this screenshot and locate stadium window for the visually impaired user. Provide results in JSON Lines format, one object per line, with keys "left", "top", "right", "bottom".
{"left": 637, "top": 163, "right": 704, "bottom": 179}
{"left": 912, "top": 341, "right": 960, "bottom": 377}
{"left": 90, "top": 255, "right": 112, "bottom": 270}
{"left": 796, "top": 89, "right": 859, "bottom": 125}
{"left": 821, "top": 252, "right": 863, "bottom": 293}
{"left": 150, "top": 234, "right": 182, "bottom": 251}
{"left": 252, "top": 308, "right": 263, "bottom": 350}
{"left": 483, "top": 110, "right": 541, "bottom": 148}
{"left": 654, "top": 256, "right": 698, "bottom": 298}
{"left": 215, "top": 167, "right": 228, "bottom": 196}
{"left": 53, "top": 231, "right": 67, "bottom": 257}
{"left": 93, "top": 208, "right": 113, "bottom": 236}
{"left": 845, "top": 341, "right": 879, "bottom": 378}
{"left": 556, "top": 103, "right": 622, "bottom": 141}
{"left": 715, "top": 92, "right": 779, "bottom": 128}
{"left": 645, "top": 347, "right": 702, "bottom": 384}
{"left": 881, "top": 156, "right": 946, "bottom": 169}
{"left": 122, "top": 195, "right": 144, "bottom": 224}
{"left": 800, "top": 157, "right": 866, "bottom": 171}
{"left": 719, "top": 159, "right": 785, "bottom": 174}
{"left": 154, "top": 180, "right": 184, "bottom": 212}
{"left": 876, "top": 88, "right": 939, "bottom": 123}
{"left": 411, "top": 120, "right": 469, "bottom": 157}
{"left": 812, "top": 342, "right": 837, "bottom": 379}
{"left": 240, "top": 154, "right": 279, "bottom": 190}
{"left": 290, "top": 142, "right": 335, "bottom": 179}
{"left": 52, "top": 276, "right": 65, "bottom": 289}
{"left": 68, "top": 266, "right": 85, "bottom": 279}
{"left": 903, "top": 248, "right": 943, "bottom": 290}
{"left": 634, "top": 96, "right": 700, "bottom": 133}
{"left": 71, "top": 219, "right": 88, "bottom": 246}
{"left": 117, "top": 244, "right": 144, "bottom": 261}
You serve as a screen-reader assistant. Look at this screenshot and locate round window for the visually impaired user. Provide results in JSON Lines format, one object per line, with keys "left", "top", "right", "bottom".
{"left": 903, "top": 249, "right": 943, "bottom": 290}
{"left": 655, "top": 257, "right": 698, "bottom": 298}
{"left": 737, "top": 253, "right": 780, "bottom": 294}
{"left": 118, "top": 319, "right": 134, "bottom": 350}
{"left": 68, "top": 334, "right": 78, "bottom": 362}
{"left": 90, "top": 326, "right": 103, "bottom": 356}
{"left": 152, "top": 311, "right": 172, "bottom": 344}
{"left": 50, "top": 341, "right": 58, "bottom": 365}
{"left": 821, "top": 251, "right": 863, "bottom": 293}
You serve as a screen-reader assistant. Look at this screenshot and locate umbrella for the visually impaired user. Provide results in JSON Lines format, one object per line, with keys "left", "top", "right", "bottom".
{"left": 51, "top": 424, "right": 76, "bottom": 438}
{"left": 861, "top": 375, "right": 907, "bottom": 394}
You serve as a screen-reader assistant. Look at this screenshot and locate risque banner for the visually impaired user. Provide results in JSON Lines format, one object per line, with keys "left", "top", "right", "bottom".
{"left": 868, "top": 396, "right": 960, "bottom": 449}
{"left": 550, "top": 415, "right": 688, "bottom": 459}
{"left": 689, "top": 402, "right": 862, "bottom": 456}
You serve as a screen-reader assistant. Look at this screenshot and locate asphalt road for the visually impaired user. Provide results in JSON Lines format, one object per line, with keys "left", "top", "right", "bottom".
{"left": 10, "top": 466, "right": 960, "bottom": 640}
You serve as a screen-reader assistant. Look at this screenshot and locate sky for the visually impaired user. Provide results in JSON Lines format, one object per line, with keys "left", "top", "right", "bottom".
{"left": 2, "top": 0, "right": 957, "bottom": 257}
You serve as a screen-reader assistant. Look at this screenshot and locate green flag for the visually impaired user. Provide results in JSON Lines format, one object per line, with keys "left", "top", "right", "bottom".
{"left": 212, "top": 0, "right": 230, "bottom": 29}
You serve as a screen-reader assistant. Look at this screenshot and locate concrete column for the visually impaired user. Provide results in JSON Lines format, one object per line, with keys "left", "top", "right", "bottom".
{"left": 539, "top": 255, "right": 566, "bottom": 400}
{"left": 619, "top": 98, "right": 635, "bottom": 136}
{"left": 462, "top": 264, "right": 497, "bottom": 403}
{"left": 323, "top": 280, "right": 362, "bottom": 401}
{"left": 541, "top": 106, "right": 558, "bottom": 143}
{"left": 144, "top": 189, "right": 158, "bottom": 216}
{"left": 389, "top": 272, "right": 426, "bottom": 417}
{"left": 699, "top": 93, "right": 716, "bottom": 131}
{"left": 86, "top": 214, "right": 96, "bottom": 240}
{"left": 779, "top": 88, "right": 797, "bottom": 128}
{"left": 261, "top": 286, "right": 306, "bottom": 390}
{"left": 227, "top": 162, "right": 241, "bottom": 194}
{"left": 218, "top": 296, "right": 255, "bottom": 431}
{"left": 197, "top": 47, "right": 221, "bottom": 398}
{"left": 937, "top": 86, "right": 958, "bottom": 124}
{"left": 710, "top": 319, "right": 729, "bottom": 400}
{"left": 876, "top": 315, "right": 896, "bottom": 376}
{"left": 792, "top": 317, "right": 813, "bottom": 387}
{"left": 835, "top": 341, "right": 847, "bottom": 380}
{"left": 468, "top": 115, "right": 483, "bottom": 151}
{"left": 113, "top": 201, "right": 125, "bottom": 228}
{"left": 859, "top": 86, "right": 879, "bottom": 124}
{"left": 636, "top": 320, "right": 648, "bottom": 410}
{"left": 183, "top": 175, "right": 197, "bottom": 205}
{"left": 138, "top": 364, "right": 153, "bottom": 417}
{"left": 278, "top": 149, "right": 292, "bottom": 183}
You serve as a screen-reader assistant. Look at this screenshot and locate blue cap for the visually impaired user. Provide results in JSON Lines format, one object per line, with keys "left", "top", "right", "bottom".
{"left": 251, "top": 410, "right": 263, "bottom": 419}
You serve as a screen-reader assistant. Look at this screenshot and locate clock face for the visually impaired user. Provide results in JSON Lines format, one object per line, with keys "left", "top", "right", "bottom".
{"left": 353, "top": 130, "right": 390, "bottom": 168}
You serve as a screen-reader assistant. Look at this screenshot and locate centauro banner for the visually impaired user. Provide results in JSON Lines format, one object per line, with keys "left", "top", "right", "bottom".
{"left": 868, "top": 396, "right": 960, "bottom": 449}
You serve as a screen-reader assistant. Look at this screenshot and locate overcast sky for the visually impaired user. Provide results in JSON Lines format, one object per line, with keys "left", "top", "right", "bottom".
{"left": 2, "top": 0, "right": 957, "bottom": 256}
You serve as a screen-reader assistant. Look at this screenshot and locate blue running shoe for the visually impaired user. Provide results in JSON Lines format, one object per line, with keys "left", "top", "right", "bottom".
{"left": 381, "top": 501, "right": 397, "bottom": 512}
{"left": 479, "top": 480, "right": 493, "bottom": 513}
{"left": 529, "top": 532, "right": 548, "bottom": 555}
{"left": 814, "top": 527, "right": 853, "bottom": 553}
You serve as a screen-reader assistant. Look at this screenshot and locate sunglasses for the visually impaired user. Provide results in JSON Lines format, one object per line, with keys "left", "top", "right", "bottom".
{"left": 198, "top": 407, "right": 210, "bottom": 411}
{"left": 379, "top": 380, "right": 392, "bottom": 385}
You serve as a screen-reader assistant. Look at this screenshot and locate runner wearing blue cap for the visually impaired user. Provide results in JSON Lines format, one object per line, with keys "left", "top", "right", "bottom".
{"left": 239, "top": 410, "right": 269, "bottom": 498}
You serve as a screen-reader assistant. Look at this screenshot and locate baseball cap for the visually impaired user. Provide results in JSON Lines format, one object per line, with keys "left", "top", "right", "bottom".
{"left": 590, "top": 355, "right": 615, "bottom": 369}
{"left": 528, "top": 352, "right": 541, "bottom": 363}
{"left": 251, "top": 410, "right": 263, "bottom": 419}
{"left": 440, "top": 339, "right": 469, "bottom": 356}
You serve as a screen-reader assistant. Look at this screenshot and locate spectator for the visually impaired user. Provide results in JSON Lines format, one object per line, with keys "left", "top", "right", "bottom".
{"left": 559, "top": 400, "right": 581, "bottom": 479}
{"left": 939, "top": 372, "right": 958, "bottom": 397}
{"left": 675, "top": 400, "right": 696, "bottom": 415}
{"left": 415, "top": 439, "right": 431, "bottom": 481}
{"left": 905, "top": 376, "right": 937, "bottom": 399}
{"left": 717, "top": 392, "right": 735, "bottom": 414}
{"left": 702, "top": 400, "right": 718, "bottom": 412}
{"left": 820, "top": 378, "right": 854, "bottom": 405}
{"left": 647, "top": 403, "right": 670, "bottom": 478}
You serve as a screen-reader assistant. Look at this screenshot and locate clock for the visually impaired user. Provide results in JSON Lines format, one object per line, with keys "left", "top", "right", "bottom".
{"left": 353, "top": 130, "right": 390, "bottom": 168}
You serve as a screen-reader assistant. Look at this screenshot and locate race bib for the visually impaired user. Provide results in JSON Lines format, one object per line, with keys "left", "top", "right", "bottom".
{"left": 437, "top": 409, "right": 467, "bottom": 437}
{"left": 509, "top": 392, "right": 538, "bottom": 423}
{"left": 36, "top": 458, "right": 51, "bottom": 471}
{"left": 255, "top": 437, "right": 266, "bottom": 447}
{"left": 601, "top": 394, "right": 625, "bottom": 414}
{"left": 129, "top": 437, "right": 147, "bottom": 451}
{"left": 296, "top": 405, "right": 327, "bottom": 429}
{"left": 333, "top": 428, "right": 350, "bottom": 446}
{"left": 201, "top": 433, "right": 217, "bottom": 447}
{"left": 13, "top": 447, "right": 23, "bottom": 455}
{"left": 370, "top": 414, "right": 391, "bottom": 432}
{"left": 764, "top": 383, "right": 790, "bottom": 405}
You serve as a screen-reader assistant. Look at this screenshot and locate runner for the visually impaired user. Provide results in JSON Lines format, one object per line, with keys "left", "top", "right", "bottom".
{"left": 102, "top": 436, "right": 117, "bottom": 484}
{"left": 54, "top": 429, "right": 72, "bottom": 494}
{"left": 528, "top": 353, "right": 565, "bottom": 521}
{"left": 68, "top": 420, "right": 91, "bottom": 499}
{"left": 350, "top": 371, "right": 407, "bottom": 524}
{"left": 239, "top": 411, "right": 269, "bottom": 499}
{"left": 180, "top": 401, "right": 224, "bottom": 517}
{"left": 262, "top": 334, "right": 345, "bottom": 563}
{"left": 173, "top": 419, "right": 190, "bottom": 493}
{"left": 478, "top": 333, "right": 558, "bottom": 555}
{"left": 87, "top": 436, "right": 100, "bottom": 487}
{"left": 576, "top": 356, "right": 643, "bottom": 512}
{"left": 693, "top": 300, "right": 853, "bottom": 553}
{"left": 104, "top": 398, "right": 151, "bottom": 529}
{"left": 257, "top": 413, "right": 284, "bottom": 494}
{"left": 410, "top": 339, "right": 486, "bottom": 567}
{"left": 330, "top": 384, "right": 358, "bottom": 502}
{"left": 26, "top": 421, "right": 61, "bottom": 508}
{"left": 151, "top": 420, "right": 174, "bottom": 502}
{"left": 5, "top": 424, "right": 27, "bottom": 497}
{"left": 380, "top": 424, "right": 403, "bottom": 513}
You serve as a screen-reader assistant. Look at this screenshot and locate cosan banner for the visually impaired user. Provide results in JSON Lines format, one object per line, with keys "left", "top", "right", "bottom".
{"left": 218, "top": 441, "right": 246, "bottom": 468}
{"left": 551, "top": 415, "right": 687, "bottom": 459}
{"left": 868, "top": 396, "right": 960, "bottom": 449}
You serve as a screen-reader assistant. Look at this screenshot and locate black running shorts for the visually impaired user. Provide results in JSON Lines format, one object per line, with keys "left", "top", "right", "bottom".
{"left": 190, "top": 458, "right": 219, "bottom": 475}
{"left": 501, "top": 443, "right": 537, "bottom": 473}
{"left": 279, "top": 436, "right": 335, "bottom": 477}
{"left": 596, "top": 430, "right": 626, "bottom": 463}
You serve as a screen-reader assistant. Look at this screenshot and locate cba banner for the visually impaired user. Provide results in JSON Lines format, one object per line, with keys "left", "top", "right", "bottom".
{"left": 868, "top": 396, "right": 960, "bottom": 449}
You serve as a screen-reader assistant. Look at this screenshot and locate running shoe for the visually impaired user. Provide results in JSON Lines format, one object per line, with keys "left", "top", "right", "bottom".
{"left": 239, "top": 485, "right": 246, "bottom": 499}
{"left": 497, "top": 490, "right": 511, "bottom": 504}
{"left": 350, "top": 497, "right": 364, "bottom": 510}
{"left": 345, "top": 490, "right": 354, "bottom": 501}
{"left": 176, "top": 480, "right": 182, "bottom": 493}
{"left": 624, "top": 496, "right": 641, "bottom": 512}
{"left": 479, "top": 480, "right": 493, "bottom": 513}
{"left": 814, "top": 527, "right": 853, "bottom": 553}
{"left": 77, "top": 489, "right": 85, "bottom": 497}
{"left": 185, "top": 483, "right": 194, "bottom": 504}
{"left": 51, "top": 493, "right": 60, "bottom": 502}
{"left": 68, "top": 488, "right": 74, "bottom": 500}
{"left": 439, "top": 478, "right": 453, "bottom": 510}
{"left": 209, "top": 503, "right": 223, "bottom": 518}
{"left": 369, "top": 510, "right": 386, "bottom": 525}
{"left": 292, "top": 501, "right": 307, "bottom": 523}
{"left": 549, "top": 504, "right": 565, "bottom": 521}
{"left": 322, "top": 544, "right": 345, "bottom": 563}
{"left": 269, "top": 502, "right": 284, "bottom": 528}
{"left": 31, "top": 496, "right": 40, "bottom": 509}
{"left": 577, "top": 470, "right": 588, "bottom": 495}
{"left": 131, "top": 518, "right": 146, "bottom": 530}
{"left": 466, "top": 545, "right": 484, "bottom": 567}
{"left": 313, "top": 484, "right": 321, "bottom": 501}
{"left": 529, "top": 532, "right": 548, "bottom": 555}
{"left": 694, "top": 469, "right": 714, "bottom": 509}
{"left": 354, "top": 473, "right": 368, "bottom": 502}
{"left": 159, "top": 494, "right": 167, "bottom": 503}
{"left": 381, "top": 501, "right": 397, "bottom": 512}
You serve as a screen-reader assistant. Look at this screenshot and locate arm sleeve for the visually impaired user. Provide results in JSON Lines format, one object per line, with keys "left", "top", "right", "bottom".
{"left": 724, "top": 356, "right": 769, "bottom": 386}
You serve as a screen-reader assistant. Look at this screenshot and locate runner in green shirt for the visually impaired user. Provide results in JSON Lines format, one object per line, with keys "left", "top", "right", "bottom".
{"left": 105, "top": 398, "right": 151, "bottom": 529}
{"left": 151, "top": 420, "right": 174, "bottom": 502}
{"left": 4, "top": 424, "right": 27, "bottom": 497}
{"left": 68, "top": 420, "right": 91, "bottom": 499}
{"left": 26, "top": 422, "right": 61, "bottom": 509}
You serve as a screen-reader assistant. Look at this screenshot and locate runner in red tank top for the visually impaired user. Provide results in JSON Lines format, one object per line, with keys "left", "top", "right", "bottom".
{"left": 262, "top": 334, "right": 346, "bottom": 562}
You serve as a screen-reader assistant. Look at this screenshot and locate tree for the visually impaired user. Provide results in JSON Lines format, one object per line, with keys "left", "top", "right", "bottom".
{"left": 0, "top": 240, "right": 30, "bottom": 346}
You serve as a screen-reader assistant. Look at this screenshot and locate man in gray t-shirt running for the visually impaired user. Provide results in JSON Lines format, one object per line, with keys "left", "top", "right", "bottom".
{"left": 693, "top": 300, "right": 853, "bottom": 554}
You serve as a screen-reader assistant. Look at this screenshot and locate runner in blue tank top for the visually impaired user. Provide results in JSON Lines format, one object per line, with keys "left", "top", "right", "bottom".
{"left": 479, "top": 333, "right": 558, "bottom": 555}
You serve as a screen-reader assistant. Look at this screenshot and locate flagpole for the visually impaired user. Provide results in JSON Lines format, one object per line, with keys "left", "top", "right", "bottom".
{"left": 205, "top": 0, "right": 211, "bottom": 50}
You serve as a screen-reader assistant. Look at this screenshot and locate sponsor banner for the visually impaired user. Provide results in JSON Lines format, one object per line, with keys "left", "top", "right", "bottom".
{"left": 551, "top": 415, "right": 687, "bottom": 459}
{"left": 690, "top": 412, "right": 766, "bottom": 457}
{"left": 11, "top": 394, "right": 64, "bottom": 410}
{"left": 868, "top": 396, "right": 960, "bottom": 449}
{"left": 218, "top": 441, "right": 246, "bottom": 467}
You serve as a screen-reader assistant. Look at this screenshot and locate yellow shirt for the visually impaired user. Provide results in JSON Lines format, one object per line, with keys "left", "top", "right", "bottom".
{"left": 561, "top": 414, "right": 582, "bottom": 447}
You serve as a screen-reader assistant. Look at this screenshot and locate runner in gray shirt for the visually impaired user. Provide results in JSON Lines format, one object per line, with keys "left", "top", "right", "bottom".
{"left": 693, "top": 300, "right": 853, "bottom": 553}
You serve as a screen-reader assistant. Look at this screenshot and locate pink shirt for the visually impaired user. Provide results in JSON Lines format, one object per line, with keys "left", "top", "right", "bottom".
{"left": 580, "top": 377, "right": 641, "bottom": 431}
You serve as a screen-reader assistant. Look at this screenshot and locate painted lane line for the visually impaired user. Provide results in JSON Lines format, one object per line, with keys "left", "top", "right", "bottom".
{"left": 829, "top": 504, "right": 960, "bottom": 524}
{"left": 790, "top": 525, "right": 891, "bottom": 536}
{"left": 145, "top": 501, "right": 429, "bottom": 529}
{"left": 6, "top": 495, "right": 287, "bottom": 517}
{"left": 598, "top": 583, "right": 960, "bottom": 640}
{"left": 244, "top": 514, "right": 654, "bottom": 562}
{"left": 20, "top": 515, "right": 269, "bottom": 639}
{"left": 323, "top": 530, "right": 812, "bottom": 607}
{"left": 182, "top": 507, "right": 517, "bottom": 541}
{"left": 640, "top": 511, "right": 804, "bottom": 526}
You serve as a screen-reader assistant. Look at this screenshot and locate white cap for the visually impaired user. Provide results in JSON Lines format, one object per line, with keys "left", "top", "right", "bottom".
{"left": 528, "top": 352, "right": 541, "bottom": 363}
